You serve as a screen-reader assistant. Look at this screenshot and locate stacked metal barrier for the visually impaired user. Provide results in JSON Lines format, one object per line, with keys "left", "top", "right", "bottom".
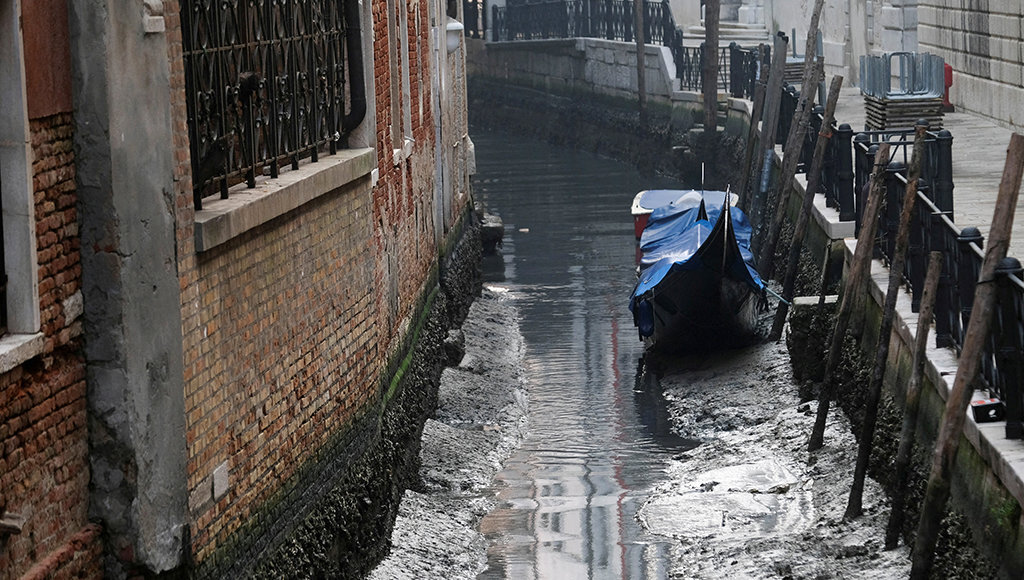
{"left": 860, "top": 52, "right": 946, "bottom": 129}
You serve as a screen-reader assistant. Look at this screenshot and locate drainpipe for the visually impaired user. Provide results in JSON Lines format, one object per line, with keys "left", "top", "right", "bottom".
{"left": 343, "top": 0, "right": 367, "bottom": 134}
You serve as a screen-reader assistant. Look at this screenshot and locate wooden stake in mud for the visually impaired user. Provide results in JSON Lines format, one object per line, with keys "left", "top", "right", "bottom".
{"left": 845, "top": 122, "right": 928, "bottom": 519}
{"left": 910, "top": 133, "right": 1024, "bottom": 580}
{"left": 737, "top": 44, "right": 768, "bottom": 211}
{"left": 885, "top": 250, "right": 943, "bottom": 549}
{"left": 808, "top": 143, "right": 890, "bottom": 452}
{"left": 758, "top": 57, "right": 825, "bottom": 278}
{"left": 768, "top": 74, "right": 844, "bottom": 341}
{"left": 702, "top": 0, "right": 721, "bottom": 152}
{"left": 634, "top": 0, "right": 647, "bottom": 128}
{"left": 751, "top": 33, "right": 789, "bottom": 212}
{"left": 756, "top": 0, "right": 825, "bottom": 275}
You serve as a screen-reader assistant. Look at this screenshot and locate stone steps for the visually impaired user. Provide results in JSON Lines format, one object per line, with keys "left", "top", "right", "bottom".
{"left": 682, "top": 21, "right": 771, "bottom": 48}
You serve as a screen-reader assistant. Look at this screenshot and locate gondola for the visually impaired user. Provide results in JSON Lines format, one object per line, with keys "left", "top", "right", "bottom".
{"left": 628, "top": 190, "right": 767, "bottom": 352}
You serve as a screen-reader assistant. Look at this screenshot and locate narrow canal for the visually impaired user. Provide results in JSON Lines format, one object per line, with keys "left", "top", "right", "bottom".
{"left": 471, "top": 129, "right": 696, "bottom": 579}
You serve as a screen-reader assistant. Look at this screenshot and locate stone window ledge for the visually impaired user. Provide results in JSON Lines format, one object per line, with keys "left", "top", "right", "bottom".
{"left": 0, "top": 332, "right": 45, "bottom": 375}
{"left": 194, "top": 148, "right": 375, "bottom": 252}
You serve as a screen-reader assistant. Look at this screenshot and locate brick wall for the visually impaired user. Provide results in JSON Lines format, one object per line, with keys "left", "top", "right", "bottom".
{"left": 184, "top": 181, "right": 379, "bottom": 561}
{"left": 0, "top": 113, "right": 99, "bottom": 580}
{"left": 164, "top": 0, "right": 455, "bottom": 567}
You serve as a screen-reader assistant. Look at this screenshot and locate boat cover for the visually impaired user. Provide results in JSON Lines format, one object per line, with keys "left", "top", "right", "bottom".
{"left": 629, "top": 190, "right": 765, "bottom": 338}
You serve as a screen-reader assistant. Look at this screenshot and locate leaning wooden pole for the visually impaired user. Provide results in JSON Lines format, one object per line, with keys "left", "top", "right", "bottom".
{"left": 756, "top": 0, "right": 825, "bottom": 274}
{"left": 758, "top": 57, "right": 824, "bottom": 278}
{"left": 768, "top": 74, "right": 843, "bottom": 341}
{"left": 751, "top": 33, "right": 789, "bottom": 214}
{"left": 808, "top": 143, "right": 890, "bottom": 452}
{"left": 634, "top": 0, "right": 647, "bottom": 128}
{"left": 885, "top": 250, "right": 943, "bottom": 549}
{"left": 702, "top": 0, "right": 721, "bottom": 151}
{"left": 737, "top": 44, "right": 768, "bottom": 210}
{"left": 910, "top": 133, "right": 1024, "bottom": 580}
{"left": 845, "top": 122, "right": 928, "bottom": 519}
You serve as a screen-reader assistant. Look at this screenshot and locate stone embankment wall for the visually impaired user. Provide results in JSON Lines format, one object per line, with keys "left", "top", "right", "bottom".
{"left": 797, "top": 241, "right": 1024, "bottom": 578}
{"left": 466, "top": 38, "right": 752, "bottom": 186}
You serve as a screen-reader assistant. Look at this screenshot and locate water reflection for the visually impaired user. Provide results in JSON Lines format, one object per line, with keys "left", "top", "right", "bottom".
{"left": 473, "top": 130, "right": 699, "bottom": 579}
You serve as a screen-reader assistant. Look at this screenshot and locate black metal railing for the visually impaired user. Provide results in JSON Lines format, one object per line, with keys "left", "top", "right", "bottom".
{"left": 465, "top": 0, "right": 486, "bottom": 38}
{"left": 761, "top": 79, "right": 1024, "bottom": 438}
{"left": 873, "top": 167, "right": 1024, "bottom": 438}
{"left": 491, "top": 0, "right": 767, "bottom": 96}
{"left": 182, "top": 0, "right": 349, "bottom": 210}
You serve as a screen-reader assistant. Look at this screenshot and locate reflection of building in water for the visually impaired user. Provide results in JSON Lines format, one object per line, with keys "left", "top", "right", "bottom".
{"left": 472, "top": 131, "right": 684, "bottom": 578}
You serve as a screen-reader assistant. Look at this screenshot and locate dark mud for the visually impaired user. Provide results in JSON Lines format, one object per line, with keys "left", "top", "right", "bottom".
{"left": 369, "top": 288, "right": 528, "bottom": 580}
{"left": 642, "top": 339, "right": 912, "bottom": 579}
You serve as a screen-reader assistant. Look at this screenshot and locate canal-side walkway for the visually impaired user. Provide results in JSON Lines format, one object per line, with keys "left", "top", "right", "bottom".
{"left": 830, "top": 85, "right": 1024, "bottom": 259}
{"left": 789, "top": 85, "right": 1024, "bottom": 540}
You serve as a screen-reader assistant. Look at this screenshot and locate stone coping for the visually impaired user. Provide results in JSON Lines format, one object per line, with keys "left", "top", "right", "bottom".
{"left": 845, "top": 237, "right": 1024, "bottom": 511}
{"left": 194, "top": 148, "right": 375, "bottom": 252}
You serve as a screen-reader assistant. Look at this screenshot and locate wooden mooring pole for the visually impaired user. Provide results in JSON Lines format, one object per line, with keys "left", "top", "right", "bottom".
{"left": 634, "top": 0, "right": 647, "bottom": 128}
{"left": 737, "top": 44, "right": 768, "bottom": 211}
{"left": 750, "top": 33, "right": 788, "bottom": 215}
{"left": 756, "top": 0, "right": 825, "bottom": 277}
{"left": 845, "top": 122, "right": 928, "bottom": 519}
{"left": 910, "top": 133, "right": 1024, "bottom": 580}
{"left": 808, "top": 143, "right": 890, "bottom": 452}
{"left": 758, "top": 58, "right": 824, "bottom": 278}
{"left": 885, "top": 250, "right": 943, "bottom": 549}
{"left": 768, "top": 74, "right": 843, "bottom": 341}
{"left": 702, "top": 0, "right": 720, "bottom": 150}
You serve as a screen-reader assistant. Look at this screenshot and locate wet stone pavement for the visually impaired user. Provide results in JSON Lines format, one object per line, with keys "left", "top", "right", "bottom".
{"left": 372, "top": 130, "right": 912, "bottom": 579}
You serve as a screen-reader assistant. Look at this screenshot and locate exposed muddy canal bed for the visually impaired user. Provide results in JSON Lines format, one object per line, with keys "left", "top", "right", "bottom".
{"left": 373, "top": 130, "right": 912, "bottom": 579}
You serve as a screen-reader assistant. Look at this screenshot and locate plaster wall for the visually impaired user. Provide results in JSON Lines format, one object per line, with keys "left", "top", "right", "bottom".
{"left": 68, "top": 0, "right": 188, "bottom": 575}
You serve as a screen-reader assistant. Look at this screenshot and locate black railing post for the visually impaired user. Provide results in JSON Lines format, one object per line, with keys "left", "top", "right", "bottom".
{"left": 956, "top": 226, "right": 984, "bottom": 346}
{"left": 933, "top": 213, "right": 955, "bottom": 348}
{"left": 836, "top": 123, "right": 855, "bottom": 221}
{"left": 729, "top": 42, "right": 740, "bottom": 98}
{"left": 855, "top": 141, "right": 878, "bottom": 234}
{"left": 996, "top": 257, "right": 1024, "bottom": 439}
{"left": 879, "top": 161, "right": 905, "bottom": 261}
{"left": 802, "top": 105, "right": 822, "bottom": 173}
{"left": 605, "top": 0, "right": 613, "bottom": 39}
{"left": 934, "top": 129, "right": 954, "bottom": 214}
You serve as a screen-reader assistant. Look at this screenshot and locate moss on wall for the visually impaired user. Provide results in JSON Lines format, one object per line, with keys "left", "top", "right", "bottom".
{"left": 191, "top": 212, "right": 481, "bottom": 579}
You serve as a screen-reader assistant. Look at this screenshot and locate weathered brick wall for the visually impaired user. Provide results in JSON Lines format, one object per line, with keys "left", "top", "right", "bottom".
{"left": 0, "top": 113, "right": 99, "bottom": 580}
{"left": 920, "top": 2, "right": 1024, "bottom": 130}
{"left": 166, "top": 0, "right": 454, "bottom": 569}
{"left": 184, "top": 180, "right": 379, "bottom": 561}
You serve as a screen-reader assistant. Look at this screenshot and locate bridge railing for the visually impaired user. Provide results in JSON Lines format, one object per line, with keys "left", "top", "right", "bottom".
{"left": 768, "top": 80, "right": 1024, "bottom": 438}
{"left": 489, "top": 0, "right": 768, "bottom": 97}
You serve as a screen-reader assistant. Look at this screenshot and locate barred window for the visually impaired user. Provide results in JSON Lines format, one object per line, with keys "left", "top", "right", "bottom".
{"left": 182, "top": 0, "right": 353, "bottom": 210}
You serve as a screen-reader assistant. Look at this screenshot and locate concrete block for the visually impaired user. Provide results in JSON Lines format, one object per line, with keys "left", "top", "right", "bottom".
{"left": 823, "top": 41, "right": 846, "bottom": 67}
{"left": 904, "top": 6, "right": 918, "bottom": 27}
{"left": 989, "top": 14, "right": 1021, "bottom": 39}
{"left": 992, "top": 59, "right": 1023, "bottom": 87}
{"left": 993, "top": 37, "right": 1020, "bottom": 62}
{"left": 879, "top": 6, "right": 903, "bottom": 30}
{"left": 880, "top": 28, "right": 902, "bottom": 53}
{"left": 213, "top": 460, "right": 229, "bottom": 499}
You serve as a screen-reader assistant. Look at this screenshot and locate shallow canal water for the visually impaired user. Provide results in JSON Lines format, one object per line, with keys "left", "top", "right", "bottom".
{"left": 472, "top": 130, "right": 697, "bottom": 579}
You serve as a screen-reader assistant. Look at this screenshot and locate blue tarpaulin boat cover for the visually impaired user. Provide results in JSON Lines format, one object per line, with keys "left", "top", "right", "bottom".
{"left": 629, "top": 190, "right": 765, "bottom": 338}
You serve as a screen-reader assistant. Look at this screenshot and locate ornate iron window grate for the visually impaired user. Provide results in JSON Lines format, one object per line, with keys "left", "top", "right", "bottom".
{"left": 182, "top": 0, "right": 349, "bottom": 210}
